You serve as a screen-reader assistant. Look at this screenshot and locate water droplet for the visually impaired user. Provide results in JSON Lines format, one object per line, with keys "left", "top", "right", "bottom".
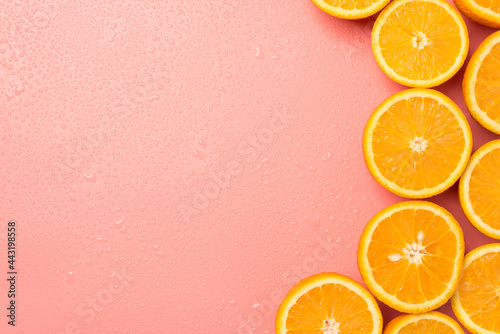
{"left": 83, "top": 173, "right": 97, "bottom": 182}
{"left": 255, "top": 45, "right": 265, "bottom": 60}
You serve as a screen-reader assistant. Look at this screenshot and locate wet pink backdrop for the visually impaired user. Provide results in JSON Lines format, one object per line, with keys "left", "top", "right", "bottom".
{"left": 0, "top": 0, "right": 498, "bottom": 333}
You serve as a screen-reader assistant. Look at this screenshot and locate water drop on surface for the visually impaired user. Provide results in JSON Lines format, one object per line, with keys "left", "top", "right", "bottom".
{"left": 255, "top": 45, "right": 265, "bottom": 60}
{"left": 83, "top": 173, "right": 97, "bottom": 182}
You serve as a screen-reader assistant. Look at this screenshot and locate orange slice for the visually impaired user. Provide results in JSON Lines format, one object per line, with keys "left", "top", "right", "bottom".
{"left": 463, "top": 31, "right": 500, "bottom": 134}
{"left": 311, "top": 0, "right": 390, "bottom": 19}
{"left": 372, "top": 0, "right": 469, "bottom": 88}
{"left": 459, "top": 140, "right": 500, "bottom": 239}
{"left": 452, "top": 243, "right": 500, "bottom": 334}
{"left": 383, "top": 311, "right": 465, "bottom": 334}
{"left": 357, "top": 201, "right": 465, "bottom": 313}
{"left": 454, "top": 0, "right": 500, "bottom": 28}
{"left": 275, "top": 273, "right": 383, "bottom": 334}
{"left": 363, "top": 89, "right": 473, "bottom": 198}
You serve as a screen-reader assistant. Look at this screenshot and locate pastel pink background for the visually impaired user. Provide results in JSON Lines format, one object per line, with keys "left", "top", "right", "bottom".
{"left": 0, "top": 0, "right": 499, "bottom": 333}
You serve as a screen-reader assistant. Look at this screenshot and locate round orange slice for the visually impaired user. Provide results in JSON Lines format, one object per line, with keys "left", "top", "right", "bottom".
{"left": 276, "top": 272, "right": 383, "bottom": 334}
{"left": 452, "top": 243, "right": 500, "bottom": 334}
{"left": 454, "top": 0, "right": 500, "bottom": 28}
{"left": 459, "top": 140, "right": 500, "bottom": 239}
{"left": 383, "top": 311, "right": 465, "bottom": 334}
{"left": 311, "top": 0, "right": 390, "bottom": 19}
{"left": 357, "top": 201, "right": 465, "bottom": 313}
{"left": 463, "top": 31, "right": 500, "bottom": 134}
{"left": 363, "top": 89, "right": 473, "bottom": 198}
{"left": 372, "top": 0, "right": 469, "bottom": 88}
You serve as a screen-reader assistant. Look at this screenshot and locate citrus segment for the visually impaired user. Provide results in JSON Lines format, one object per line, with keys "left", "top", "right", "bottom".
{"left": 372, "top": 0, "right": 469, "bottom": 87}
{"left": 383, "top": 311, "right": 465, "bottom": 334}
{"left": 463, "top": 31, "right": 500, "bottom": 134}
{"left": 452, "top": 243, "right": 500, "bottom": 334}
{"left": 276, "top": 273, "right": 383, "bottom": 334}
{"left": 363, "top": 89, "right": 472, "bottom": 198}
{"left": 358, "top": 201, "right": 465, "bottom": 313}
{"left": 460, "top": 140, "right": 500, "bottom": 239}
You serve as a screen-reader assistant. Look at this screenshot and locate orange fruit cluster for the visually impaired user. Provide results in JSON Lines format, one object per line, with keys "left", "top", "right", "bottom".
{"left": 276, "top": 1, "right": 500, "bottom": 333}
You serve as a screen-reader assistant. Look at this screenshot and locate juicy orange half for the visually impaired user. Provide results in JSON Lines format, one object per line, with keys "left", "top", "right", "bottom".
{"left": 459, "top": 139, "right": 500, "bottom": 239}
{"left": 363, "top": 89, "right": 473, "bottom": 198}
{"left": 452, "top": 243, "right": 500, "bottom": 334}
{"left": 276, "top": 273, "right": 383, "bottom": 334}
{"left": 311, "top": 0, "right": 390, "bottom": 19}
{"left": 372, "top": 0, "right": 469, "bottom": 88}
{"left": 463, "top": 31, "right": 500, "bottom": 134}
{"left": 383, "top": 311, "right": 465, "bottom": 334}
{"left": 358, "top": 201, "right": 465, "bottom": 313}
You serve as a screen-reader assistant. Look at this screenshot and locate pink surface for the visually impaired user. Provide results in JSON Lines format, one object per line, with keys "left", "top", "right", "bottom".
{"left": 0, "top": 0, "right": 499, "bottom": 333}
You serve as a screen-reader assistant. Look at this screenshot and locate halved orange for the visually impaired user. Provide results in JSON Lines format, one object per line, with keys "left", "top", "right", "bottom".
{"left": 452, "top": 243, "right": 500, "bottom": 334}
{"left": 311, "top": 0, "right": 390, "bottom": 19}
{"left": 459, "top": 140, "right": 500, "bottom": 239}
{"left": 276, "top": 273, "right": 383, "bottom": 334}
{"left": 454, "top": 0, "right": 500, "bottom": 28}
{"left": 372, "top": 0, "right": 469, "bottom": 88}
{"left": 363, "top": 89, "right": 473, "bottom": 198}
{"left": 358, "top": 201, "right": 465, "bottom": 313}
{"left": 463, "top": 31, "right": 500, "bottom": 134}
{"left": 383, "top": 311, "right": 465, "bottom": 334}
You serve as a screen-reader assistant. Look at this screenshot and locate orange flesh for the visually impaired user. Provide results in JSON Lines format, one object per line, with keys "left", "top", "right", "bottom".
{"left": 367, "top": 208, "right": 458, "bottom": 303}
{"left": 475, "top": 42, "right": 500, "bottom": 123}
{"left": 372, "top": 97, "right": 466, "bottom": 191}
{"left": 457, "top": 252, "right": 500, "bottom": 332}
{"left": 286, "top": 283, "right": 374, "bottom": 333}
{"left": 397, "top": 318, "right": 457, "bottom": 333}
{"left": 468, "top": 147, "right": 500, "bottom": 230}
{"left": 379, "top": 1, "right": 462, "bottom": 80}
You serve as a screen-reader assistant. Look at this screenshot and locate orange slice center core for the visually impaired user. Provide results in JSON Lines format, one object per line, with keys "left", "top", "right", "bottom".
{"left": 412, "top": 32, "right": 431, "bottom": 50}
{"left": 323, "top": 319, "right": 340, "bottom": 334}
{"left": 389, "top": 231, "right": 427, "bottom": 264}
{"left": 410, "top": 137, "right": 428, "bottom": 153}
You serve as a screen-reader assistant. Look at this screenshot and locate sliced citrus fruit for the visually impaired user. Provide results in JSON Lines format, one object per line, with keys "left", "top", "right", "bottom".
{"left": 459, "top": 140, "right": 500, "bottom": 239}
{"left": 357, "top": 201, "right": 465, "bottom": 313}
{"left": 452, "top": 243, "right": 500, "bottom": 334}
{"left": 454, "top": 0, "right": 500, "bottom": 28}
{"left": 372, "top": 0, "right": 469, "bottom": 88}
{"left": 276, "top": 272, "right": 383, "bottom": 334}
{"left": 311, "top": 0, "right": 390, "bottom": 19}
{"left": 463, "top": 31, "right": 500, "bottom": 134}
{"left": 383, "top": 311, "right": 465, "bottom": 334}
{"left": 363, "top": 89, "right": 472, "bottom": 198}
